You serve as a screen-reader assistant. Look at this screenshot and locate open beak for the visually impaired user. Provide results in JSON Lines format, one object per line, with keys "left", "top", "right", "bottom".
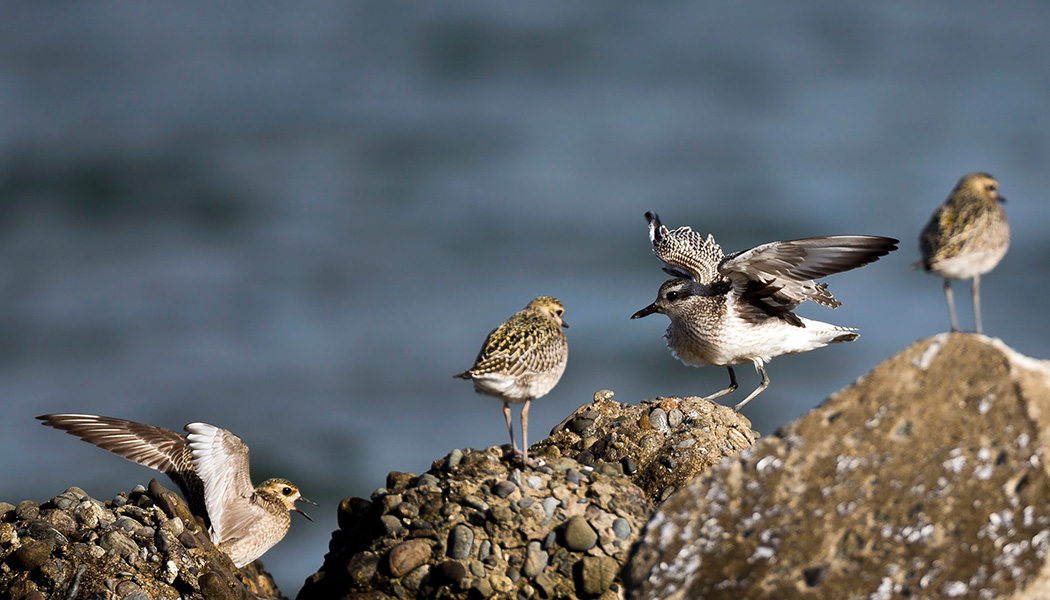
{"left": 631, "top": 303, "right": 660, "bottom": 319}
{"left": 293, "top": 496, "right": 319, "bottom": 521}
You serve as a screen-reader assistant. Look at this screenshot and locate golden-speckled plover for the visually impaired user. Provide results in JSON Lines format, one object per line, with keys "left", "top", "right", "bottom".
{"left": 632, "top": 211, "right": 898, "bottom": 411}
{"left": 454, "top": 296, "right": 568, "bottom": 468}
{"left": 913, "top": 172, "right": 1010, "bottom": 334}
{"left": 38, "top": 414, "right": 315, "bottom": 568}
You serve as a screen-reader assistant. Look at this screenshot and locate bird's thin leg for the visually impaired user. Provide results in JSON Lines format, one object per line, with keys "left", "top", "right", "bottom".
{"left": 703, "top": 367, "right": 739, "bottom": 402}
{"left": 944, "top": 279, "right": 960, "bottom": 332}
{"left": 520, "top": 399, "right": 536, "bottom": 468}
{"left": 503, "top": 402, "right": 519, "bottom": 454}
{"left": 972, "top": 274, "right": 983, "bottom": 335}
{"left": 733, "top": 361, "right": 770, "bottom": 412}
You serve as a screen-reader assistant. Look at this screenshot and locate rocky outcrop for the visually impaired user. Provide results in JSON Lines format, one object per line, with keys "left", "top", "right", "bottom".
{"left": 299, "top": 448, "right": 650, "bottom": 600}
{"left": 298, "top": 392, "right": 755, "bottom": 600}
{"left": 536, "top": 390, "right": 758, "bottom": 501}
{"left": 625, "top": 333, "right": 1050, "bottom": 599}
{"left": 0, "top": 478, "right": 284, "bottom": 600}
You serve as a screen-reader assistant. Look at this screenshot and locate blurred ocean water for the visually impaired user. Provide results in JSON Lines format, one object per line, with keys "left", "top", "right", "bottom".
{"left": 1, "top": 1, "right": 1048, "bottom": 592}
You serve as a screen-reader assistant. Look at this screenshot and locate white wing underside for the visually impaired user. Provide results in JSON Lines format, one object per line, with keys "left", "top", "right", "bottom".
{"left": 185, "top": 423, "right": 264, "bottom": 545}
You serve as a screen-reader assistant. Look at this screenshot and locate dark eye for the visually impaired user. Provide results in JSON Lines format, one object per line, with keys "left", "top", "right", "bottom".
{"left": 666, "top": 291, "right": 679, "bottom": 301}
{"left": 282, "top": 487, "right": 293, "bottom": 496}
{"left": 555, "top": 309, "right": 563, "bottom": 316}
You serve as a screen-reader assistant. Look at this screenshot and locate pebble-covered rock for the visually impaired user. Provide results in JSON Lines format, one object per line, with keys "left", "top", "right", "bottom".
{"left": 0, "top": 479, "right": 285, "bottom": 600}
{"left": 299, "top": 446, "right": 653, "bottom": 600}
{"left": 537, "top": 389, "right": 757, "bottom": 500}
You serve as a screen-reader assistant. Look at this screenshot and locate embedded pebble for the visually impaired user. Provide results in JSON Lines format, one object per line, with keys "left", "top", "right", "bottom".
{"left": 16, "top": 500, "right": 40, "bottom": 521}
{"left": 493, "top": 480, "right": 518, "bottom": 498}
{"left": 621, "top": 457, "right": 638, "bottom": 475}
{"left": 462, "top": 495, "right": 490, "bottom": 512}
{"left": 446, "top": 449, "right": 464, "bottom": 469}
{"left": 649, "top": 408, "right": 669, "bottom": 431}
{"left": 577, "top": 555, "right": 618, "bottom": 596}
{"left": 388, "top": 539, "right": 432, "bottom": 578}
{"left": 668, "top": 408, "right": 684, "bottom": 428}
{"left": 434, "top": 560, "right": 467, "bottom": 584}
{"left": 612, "top": 518, "right": 631, "bottom": 540}
{"left": 563, "top": 515, "right": 598, "bottom": 551}
{"left": 100, "top": 530, "right": 139, "bottom": 559}
{"left": 523, "top": 541, "right": 548, "bottom": 577}
{"left": 379, "top": 515, "right": 405, "bottom": 536}
{"left": 27, "top": 520, "right": 68, "bottom": 546}
{"left": 447, "top": 524, "right": 474, "bottom": 560}
{"left": 541, "top": 498, "right": 560, "bottom": 520}
{"left": 525, "top": 476, "right": 543, "bottom": 489}
{"left": 415, "top": 473, "right": 440, "bottom": 488}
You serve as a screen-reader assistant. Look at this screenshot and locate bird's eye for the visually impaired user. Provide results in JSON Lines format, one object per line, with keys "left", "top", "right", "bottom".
{"left": 555, "top": 309, "right": 563, "bottom": 316}
{"left": 282, "top": 487, "right": 293, "bottom": 496}
{"left": 666, "top": 291, "right": 679, "bottom": 301}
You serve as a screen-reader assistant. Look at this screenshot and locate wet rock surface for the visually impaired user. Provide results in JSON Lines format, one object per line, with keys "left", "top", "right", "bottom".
{"left": 535, "top": 390, "right": 758, "bottom": 501}
{"left": 299, "top": 447, "right": 654, "bottom": 600}
{"left": 626, "top": 333, "right": 1050, "bottom": 600}
{"left": 0, "top": 479, "right": 284, "bottom": 600}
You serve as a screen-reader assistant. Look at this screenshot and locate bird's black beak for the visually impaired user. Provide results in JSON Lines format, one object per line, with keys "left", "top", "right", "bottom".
{"left": 294, "top": 496, "right": 319, "bottom": 521}
{"left": 631, "top": 303, "right": 659, "bottom": 319}
{"left": 998, "top": 195, "right": 1007, "bottom": 204}
{"left": 561, "top": 320, "right": 569, "bottom": 329}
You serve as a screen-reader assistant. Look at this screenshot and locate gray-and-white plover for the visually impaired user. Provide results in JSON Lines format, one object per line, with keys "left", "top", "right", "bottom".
{"left": 632, "top": 211, "right": 897, "bottom": 411}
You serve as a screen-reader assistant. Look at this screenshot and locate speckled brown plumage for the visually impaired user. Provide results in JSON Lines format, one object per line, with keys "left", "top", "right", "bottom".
{"left": 455, "top": 296, "right": 568, "bottom": 467}
{"left": 914, "top": 172, "right": 1010, "bottom": 334}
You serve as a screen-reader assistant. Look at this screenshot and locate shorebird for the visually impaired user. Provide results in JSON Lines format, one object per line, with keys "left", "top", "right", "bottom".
{"left": 454, "top": 296, "right": 569, "bottom": 468}
{"left": 632, "top": 211, "right": 898, "bottom": 411}
{"left": 913, "top": 172, "right": 1010, "bottom": 334}
{"left": 37, "top": 414, "right": 315, "bottom": 568}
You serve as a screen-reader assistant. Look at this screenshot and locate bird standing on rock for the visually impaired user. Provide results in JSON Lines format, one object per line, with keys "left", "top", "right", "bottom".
{"left": 632, "top": 211, "right": 898, "bottom": 411}
{"left": 913, "top": 172, "right": 1010, "bottom": 334}
{"left": 455, "top": 296, "right": 569, "bottom": 468}
{"left": 38, "top": 413, "right": 315, "bottom": 568}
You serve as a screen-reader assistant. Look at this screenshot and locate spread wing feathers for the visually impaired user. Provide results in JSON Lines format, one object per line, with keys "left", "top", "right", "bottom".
{"left": 646, "top": 211, "right": 724, "bottom": 284}
{"left": 464, "top": 314, "right": 566, "bottom": 378}
{"left": 37, "top": 414, "right": 206, "bottom": 515}
{"left": 185, "top": 423, "right": 259, "bottom": 544}
{"left": 720, "top": 235, "right": 898, "bottom": 308}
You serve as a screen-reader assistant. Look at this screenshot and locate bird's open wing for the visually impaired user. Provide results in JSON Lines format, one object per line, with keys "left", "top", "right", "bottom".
{"left": 645, "top": 211, "right": 725, "bottom": 284}
{"left": 185, "top": 423, "right": 259, "bottom": 544}
{"left": 720, "top": 235, "right": 898, "bottom": 308}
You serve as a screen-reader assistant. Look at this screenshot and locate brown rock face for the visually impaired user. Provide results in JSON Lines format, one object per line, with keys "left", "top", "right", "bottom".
{"left": 626, "top": 333, "right": 1050, "bottom": 599}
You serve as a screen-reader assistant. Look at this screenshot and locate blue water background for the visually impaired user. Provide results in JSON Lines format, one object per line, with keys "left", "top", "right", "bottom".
{"left": 1, "top": 1, "right": 1048, "bottom": 592}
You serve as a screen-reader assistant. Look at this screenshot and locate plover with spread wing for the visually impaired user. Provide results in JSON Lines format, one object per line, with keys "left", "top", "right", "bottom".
{"left": 38, "top": 414, "right": 315, "bottom": 568}
{"left": 913, "top": 172, "right": 1010, "bottom": 334}
{"left": 632, "top": 211, "right": 898, "bottom": 411}
{"left": 455, "top": 296, "right": 568, "bottom": 468}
